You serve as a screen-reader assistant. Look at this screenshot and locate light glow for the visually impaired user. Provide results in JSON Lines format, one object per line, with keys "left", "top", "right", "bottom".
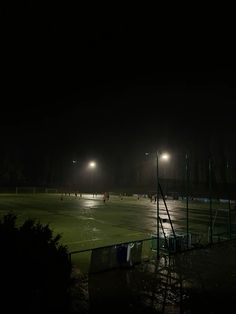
{"left": 160, "top": 153, "right": 170, "bottom": 161}
{"left": 89, "top": 161, "right": 96, "bottom": 168}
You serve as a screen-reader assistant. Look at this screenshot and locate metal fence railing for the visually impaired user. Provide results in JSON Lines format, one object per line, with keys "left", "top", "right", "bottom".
{"left": 69, "top": 237, "right": 156, "bottom": 274}
{"left": 68, "top": 232, "right": 215, "bottom": 274}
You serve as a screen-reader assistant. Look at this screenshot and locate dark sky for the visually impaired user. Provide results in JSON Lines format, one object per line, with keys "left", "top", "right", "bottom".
{"left": 1, "top": 3, "right": 236, "bottom": 163}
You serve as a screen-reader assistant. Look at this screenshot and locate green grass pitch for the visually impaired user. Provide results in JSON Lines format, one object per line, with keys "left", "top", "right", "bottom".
{"left": 0, "top": 193, "right": 234, "bottom": 254}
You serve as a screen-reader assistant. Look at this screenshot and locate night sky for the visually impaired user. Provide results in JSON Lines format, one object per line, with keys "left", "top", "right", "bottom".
{"left": 1, "top": 3, "right": 236, "bottom": 189}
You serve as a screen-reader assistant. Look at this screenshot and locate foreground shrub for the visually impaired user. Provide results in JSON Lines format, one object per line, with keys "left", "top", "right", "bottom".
{"left": 0, "top": 213, "right": 71, "bottom": 313}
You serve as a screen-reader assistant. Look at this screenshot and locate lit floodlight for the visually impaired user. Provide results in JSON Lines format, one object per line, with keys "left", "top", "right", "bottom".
{"left": 89, "top": 161, "right": 96, "bottom": 169}
{"left": 160, "top": 153, "right": 170, "bottom": 161}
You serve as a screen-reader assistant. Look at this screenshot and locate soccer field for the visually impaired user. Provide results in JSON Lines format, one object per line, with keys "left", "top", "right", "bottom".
{"left": 0, "top": 193, "right": 234, "bottom": 254}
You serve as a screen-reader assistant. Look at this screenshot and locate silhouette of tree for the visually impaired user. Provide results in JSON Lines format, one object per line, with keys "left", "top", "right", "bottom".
{"left": 0, "top": 213, "right": 71, "bottom": 314}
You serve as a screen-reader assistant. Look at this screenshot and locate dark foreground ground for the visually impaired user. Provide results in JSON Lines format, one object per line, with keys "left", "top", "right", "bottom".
{"left": 71, "top": 239, "right": 236, "bottom": 313}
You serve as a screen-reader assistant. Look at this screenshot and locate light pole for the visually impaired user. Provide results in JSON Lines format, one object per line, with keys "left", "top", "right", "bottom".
{"left": 227, "top": 160, "right": 232, "bottom": 240}
{"left": 146, "top": 151, "right": 170, "bottom": 259}
{"left": 158, "top": 152, "right": 170, "bottom": 258}
{"left": 72, "top": 159, "right": 79, "bottom": 190}
{"left": 156, "top": 151, "right": 160, "bottom": 259}
{"left": 185, "top": 153, "right": 189, "bottom": 248}
{"left": 208, "top": 157, "right": 213, "bottom": 244}
{"left": 88, "top": 161, "right": 96, "bottom": 196}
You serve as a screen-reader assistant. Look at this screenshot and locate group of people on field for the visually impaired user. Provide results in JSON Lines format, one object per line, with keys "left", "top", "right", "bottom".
{"left": 148, "top": 194, "right": 157, "bottom": 203}
{"left": 60, "top": 191, "right": 82, "bottom": 201}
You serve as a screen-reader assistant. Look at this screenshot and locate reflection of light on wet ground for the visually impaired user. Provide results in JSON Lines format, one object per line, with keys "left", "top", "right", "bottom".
{"left": 72, "top": 196, "right": 232, "bottom": 248}
{"left": 83, "top": 200, "right": 99, "bottom": 209}
{"left": 84, "top": 194, "right": 103, "bottom": 200}
{"left": 160, "top": 227, "right": 173, "bottom": 237}
{"left": 143, "top": 200, "right": 190, "bottom": 236}
{"left": 79, "top": 216, "right": 95, "bottom": 220}
{"left": 92, "top": 227, "right": 100, "bottom": 232}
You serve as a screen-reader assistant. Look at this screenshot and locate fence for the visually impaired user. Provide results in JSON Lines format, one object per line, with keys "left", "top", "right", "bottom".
{"left": 0, "top": 187, "right": 58, "bottom": 194}
{"left": 68, "top": 232, "right": 211, "bottom": 274}
{"left": 69, "top": 237, "right": 157, "bottom": 274}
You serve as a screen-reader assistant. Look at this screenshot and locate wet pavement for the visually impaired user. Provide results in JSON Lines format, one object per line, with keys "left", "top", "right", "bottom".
{"left": 70, "top": 239, "right": 236, "bottom": 313}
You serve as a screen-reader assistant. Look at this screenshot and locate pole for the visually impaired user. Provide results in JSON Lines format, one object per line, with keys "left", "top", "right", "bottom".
{"left": 209, "top": 157, "right": 213, "bottom": 244}
{"left": 91, "top": 171, "right": 94, "bottom": 197}
{"left": 185, "top": 154, "right": 189, "bottom": 248}
{"left": 156, "top": 151, "right": 160, "bottom": 259}
{"left": 227, "top": 161, "right": 231, "bottom": 240}
{"left": 159, "top": 183, "right": 176, "bottom": 238}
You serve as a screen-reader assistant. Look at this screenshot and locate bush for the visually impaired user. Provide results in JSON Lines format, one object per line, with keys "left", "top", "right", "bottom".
{"left": 0, "top": 213, "right": 71, "bottom": 314}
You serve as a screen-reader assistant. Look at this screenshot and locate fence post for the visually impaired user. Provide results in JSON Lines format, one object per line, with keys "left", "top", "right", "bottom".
{"left": 227, "top": 161, "right": 232, "bottom": 240}
{"left": 185, "top": 154, "right": 189, "bottom": 248}
{"left": 209, "top": 157, "right": 213, "bottom": 244}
